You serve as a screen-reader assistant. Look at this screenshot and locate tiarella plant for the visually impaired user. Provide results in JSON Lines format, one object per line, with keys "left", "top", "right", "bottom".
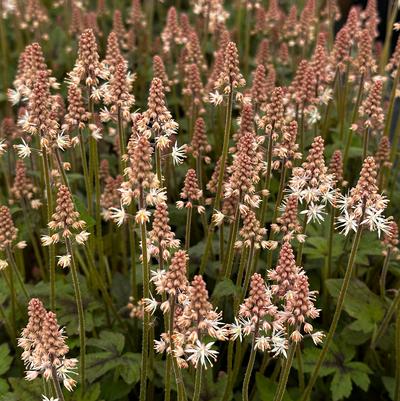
{"left": 0, "top": 1, "right": 399, "bottom": 401}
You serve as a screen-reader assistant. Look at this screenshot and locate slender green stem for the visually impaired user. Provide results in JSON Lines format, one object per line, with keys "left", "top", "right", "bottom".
{"left": 241, "top": 244, "right": 256, "bottom": 308}
{"left": 89, "top": 136, "right": 105, "bottom": 278}
{"left": 300, "top": 225, "right": 364, "bottom": 401}
{"left": 117, "top": 107, "right": 127, "bottom": 170}
{"left": 214, "top": 88, "right": 234, "bottom": 210}
{"left": 139, "top": 221, "right": 150, "bottom": 401}
{"left": 54, "top": 150, "right": 69, "bottom": 188}
{"left": 21, "top": 201, "right": 45, "bottom": 279}
{"left": 51, "top": 364, "right": 66, "bottom": 401}
{"left": 327, "top": 205, "right": 336, "bottom": 278}
{"left": 155, "top": 147, "right": 162, "bottom": 184}
{"left": 379, "top": 0, "right": 398, "bottom": 74}
{"left": 0, "top": 302, "right": 15, "bottom": 347}
{"left": 5, "top": 266, "right": 17, "bottom": 340}
{"left": 83, "top": 246, "right": 126, "bottom": 330}
{"left": 260, "top": 129, "right": 275, "bottom": 225}
{"left": 379, "top": 250, "right": 391, "bottom": 298}
{"left": 296, "top": 219, "right": 308, "bottom": 265}
{"left": 164, "top": 354, "right": 172, "bottom": 401}
{"left": 343, "top": 74, "right": 364, "bottom": 167}
{"left": 41, "top": 149, "right": 56, "bottom": 310}
{"left": 219, "top": 223, "right": 225, "bottom": 262}
{"left": 222, "top": 341, "right": 234, "bottom": 401}
{"left": 242, "top": 335, "right": 257, "bottom": 401}
{"left": 371, "top": 288, "right": 400, "bottom": 349}
{"left": 273, "top": 343, "right": 296, "bottom": 401}
{"left": 129, "top": 213, "right": 137, "bottom": 300}
{"left": 192, "top": 363, "right": 203, "bottom": 401}
{"left": 65, "top": 238, "right": 86, "bottom": 393}
{"left": 296, "top": 344, "right": 305, "bottom": 393}
{"left": 6, "top": 248, "right": 29, "bottom": 299}
{"left": 395, "top": 302, "right": 400, "bottom": 401}
{"left": 362, "top": 127, "right": 370, "bottom": 160}
{"left": 383, "top": 66, "right": 400, "bottom": 138}
{"left": 223, "top": 204, "right": 241, "bottom": 279}
{"left": 184, "top": 207, "right": 193, "bottom": 251}
{"left": 78, "top": 129, "right": 92, "bottom": 214}
{"left": 168, "top": 296, "right": 187, "bottom": 401}
{"left": 199, "top": 88, "right": 234, "bottom": 273}
{"left": 243, "top": 6, "right": 251, "bottom": 77}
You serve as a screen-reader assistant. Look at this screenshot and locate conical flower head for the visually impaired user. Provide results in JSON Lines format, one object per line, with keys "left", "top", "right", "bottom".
{"left": 162, "top": 250, "right": 189, "bottom": 295}
{"left": 0, "top": 206, "right": 17, "bottom": 251}
{"left": 48, "top": 185, "right": 86, "bottom": 239}
{"left": 268, "top": 241, "right": 299, "bottom": 297}
{"left": 215, "top": 42, "right": 246, "bottom": 93}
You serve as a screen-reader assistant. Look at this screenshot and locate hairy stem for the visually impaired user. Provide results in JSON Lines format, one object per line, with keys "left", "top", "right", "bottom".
{"left": 300, "top": 225, "right": 364, "bottom": 401}
{"left": 65, "top": 238, "right": 86, "bottom": 392}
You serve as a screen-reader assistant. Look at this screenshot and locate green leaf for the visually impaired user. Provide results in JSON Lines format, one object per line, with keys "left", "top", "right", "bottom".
{"left": 0, "top": 344, "right": 12, "bottom": 376}
{"left": 86, "top": 331, "right": 138, "bottom": 384}
{"left": 73, "top": 382, "right": 101, "bottom": 401}
{"left": 300, "top": 347, "right": 337, "bottom": 376}
{"left": 326, "top": 279, "right": 385, "bottom": 333}
{"left": 1, "top": 378, "right": 42, "bottom": 401}
{"left": 303, "top": 236, "right": 344, "bottom": 260}
{"left": 0, "top": 378, "right": 8, "bottom": 394}
{"left": 211, "top": 278, "right": 238, "bottom": 299}
{"left": 256, "top": 374, "right": 292, "bottom": 401}
{"left": 350, "top": 370, "right": 370, "bottom": 392}
{"left": 382, "top": 376, "right": 395, "bottom": 400}
{"left": 73, "top": 195, "right": 96, "bottom": 228}
{"left": 101, "top": 378, "right": 132, "bottom": 400}
{"left": 88, "top": 331, "right": 125, "bottom": 354}
{"left": 330, "top": 372, "right": 352, "bottom": 401}
{"left": 111, "top": 272, "right": 132, "bottom": 308}
{"left": 118, "top": 352, "right": 141, "bottom": 385}
{"left": 86, "top": 351, "right": 123, "bottom": 383}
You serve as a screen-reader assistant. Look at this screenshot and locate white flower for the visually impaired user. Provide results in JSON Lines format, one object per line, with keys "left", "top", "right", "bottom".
{"left": 7, "top": 88, "right": 21, "bottom": 105}
{"left": 171, "top": 142, "right": 187, "bottom": 165}
{"left": 229, "top": 318, "right": 243, "bottom": 341}
{"left": 300, "top": 202, "right": 327, "bottom": 224}
{"left": 319, "top": 88, "right": 332, "bottom": 105}
{"left": 41, "top": 235, "right": 55, "bottom": 246}
{"left": 42, "top": 396, "right": 59, "bottom": 401}
{"left": 154, "top": 338, "right": 167, "bottom": 353}
{"left": 212, "top": 210, "right": 225, "bottom": 226}
{"left": 150, "top": 268, "right": 166, "bottom": 284}
{"left": 16, "top": 241, "right": 27, "bottom": 249}
{"left": 270, "top": 330, "right": 288, "bottom": 358}
{"left": 186, "top": 341, "right": 219, "bottom": 369}
{"left": 208, "top": 90, "right": 224, "bottom": 106}
{"left": 336, "top": 210, "right": 358, "bottom": 236}
{"left": 89, "top": 123, "right": 103, "bottom": 140}
{"left": 14, "top": 138, "right": 31, "bottom": 158}
{"left": 31, "top": 199, "right": 42, "bottom": 209}
{"left": 25, "top": 370, "right": 40, "bottom": 381}
{"left": 361, "top": 207, "right": 391, "bottom": 237}
{"left": 135, "top": 209, "right": 151, "bottom": 224}
{"left": 156, "top": 135, "right": 171, "bottom": 150}
{"left": 56, "top": 133, "right": 70, "bottom": 151}
{"left": 255, "top": 336, "right": 270, "bottom": 352}
{"left": 0, "top": 259, "right": 8, "bottom": 270}
{"left": 57, "top": 254, "right": 71, "bottom": 268}
{"left": 311, "top": 331, "right": 325, "bottom": 345}
{"left": 146, "top": 188, "right": 167, "bottom": 206}
{"left": 75, "top": 230, "right": 90, "bottom": 244}
{"left": 109, "top": 206, "right": 126, "bottom": 226}
{"left": 0, "top": 139, "right": 7, "bottom": 156}
{"left": 142, "top": 293, "right": 158, "bottom": 315}
{"left": 306, "top": 106, "right": 321, "bottom": 125}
